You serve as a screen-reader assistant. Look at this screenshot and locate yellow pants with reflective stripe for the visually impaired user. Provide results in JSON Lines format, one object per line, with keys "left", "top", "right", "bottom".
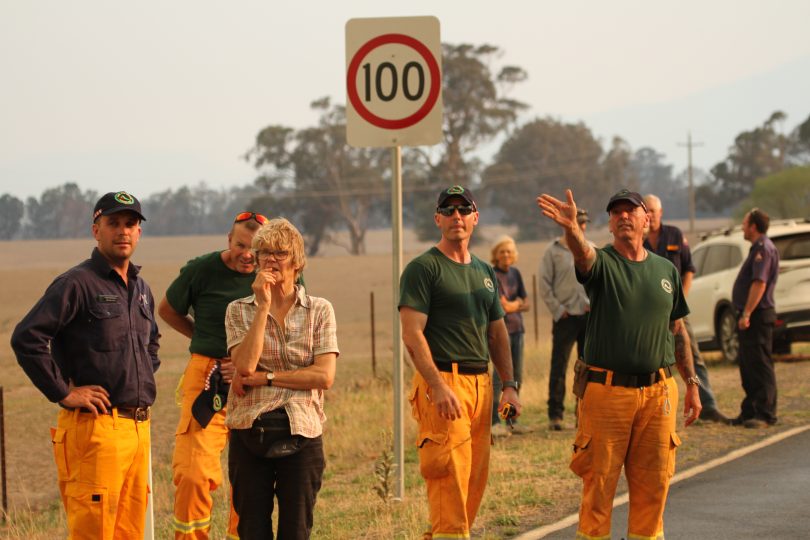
{"left": 410, "top": 366, "right": 492, "bottom": 540}
{"left": 172, "top": 354, "right": 239, "bottom": 539}
{"left": 51, "top": 408, "right": 150, "bottom": 540}
{"left": 570, "top": 371, "right": 679, "bottom": 540}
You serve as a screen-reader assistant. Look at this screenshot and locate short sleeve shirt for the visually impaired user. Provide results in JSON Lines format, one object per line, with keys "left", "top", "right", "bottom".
{"left": 398, "top": 247, "right": 505, "bottom": 371}
{"left": 224, "top": 285, "right": 339, "bottom": 436}
{"left": 578, "top": 246, "right": 689, "bottom": 373}
{"left": 493, "top": 266, "right": 527, "bottom": 334}
{"left": 732, "top": 236, "right": 779, "bottom": 311}
{"left": 165, "top": 251, "right": 255, "bottom": 358}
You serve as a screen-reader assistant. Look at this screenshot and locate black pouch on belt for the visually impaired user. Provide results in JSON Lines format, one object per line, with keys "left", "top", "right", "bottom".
{"left": 238, "top": 409, "right": 304, "bottom": 459}
{"left": 572, "top": 358, "right": 589, "bottom": 399}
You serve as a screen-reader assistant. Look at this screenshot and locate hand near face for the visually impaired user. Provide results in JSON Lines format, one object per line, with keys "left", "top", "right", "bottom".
{"left": 252, "top": 270, "right": 277, "bottom": 308}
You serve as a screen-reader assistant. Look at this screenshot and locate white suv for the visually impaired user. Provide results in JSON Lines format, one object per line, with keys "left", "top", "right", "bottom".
{"left": 688, "top": 218, "right": 810, "bottom": 362}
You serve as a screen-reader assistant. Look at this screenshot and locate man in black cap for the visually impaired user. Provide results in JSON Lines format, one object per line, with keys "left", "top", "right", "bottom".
{"left": 11, "top": 191, "right": 160, "bottom": 540}
{"left": 399, "top": 185, "right": 521, "bottom": 539}
{"left": 539, "top": 207, "right": 593, "bottom": 430}
{"left": 537, "top": 188, "right": 700, "bottom": 539}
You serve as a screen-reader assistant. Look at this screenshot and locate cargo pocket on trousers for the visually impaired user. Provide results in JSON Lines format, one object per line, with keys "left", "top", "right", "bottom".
{"left": 65, "top": 482, "right": 107, "bottom": 538}
{"left": 569, "top": 432, "right": 593, "bottom": 478}
{"left": 175, "top": 413, "right": 192, "bottom": 436}
{"left": 50, "top": 427, "right": 70, "bottom": 482}
{"left": 418, "top": 437, "right": 452, "bottom": 480}
{"left": 667, "top": 432, "right": 682, "bottom": 477}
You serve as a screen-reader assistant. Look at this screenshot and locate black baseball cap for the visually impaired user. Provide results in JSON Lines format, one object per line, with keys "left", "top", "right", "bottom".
{"left": 93, "top": 191, "right": 146, "bottom": 222}
{"left": 576, "top": 209, "right": 590, "bottom": 224}
{"left": 606, "top": 189, "right": 647, "bottom": 213}
{"left": 437, "top": 185, "right": 476, "bottom": 208}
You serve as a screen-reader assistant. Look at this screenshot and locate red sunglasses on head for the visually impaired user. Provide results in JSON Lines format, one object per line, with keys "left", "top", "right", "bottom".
{"left": 234, "top": 212, "right": 268, "bottom": 225}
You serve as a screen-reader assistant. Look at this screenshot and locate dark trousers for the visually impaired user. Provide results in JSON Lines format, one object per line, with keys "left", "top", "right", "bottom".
{"left": 548, "top": 314, "right": 587, "bottom": 420}
{"left": 738, "top": 308, "right": 778, "bottom": 424}
{"left": 229, "top": 415, "right": 325, "bottom": 540}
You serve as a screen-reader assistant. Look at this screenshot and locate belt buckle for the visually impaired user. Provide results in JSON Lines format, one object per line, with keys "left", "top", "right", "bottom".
{"left": 133, "top": 407, "right": 150, "bottom": 422}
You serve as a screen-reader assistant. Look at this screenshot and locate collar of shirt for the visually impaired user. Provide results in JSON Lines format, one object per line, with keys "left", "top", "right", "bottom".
{"left": 90, "top": 247, "right": 142, "bottom": 280}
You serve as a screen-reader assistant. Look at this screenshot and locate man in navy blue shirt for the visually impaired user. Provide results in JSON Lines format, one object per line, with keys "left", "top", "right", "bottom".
{"left": 731, "top": 208, "right": 780, "bottom": 428}
{"left": 644, "top": 194, "right": 730, "bottom": 423}
{"left": 11, "top": 191, "right": 160, "bottom": 539}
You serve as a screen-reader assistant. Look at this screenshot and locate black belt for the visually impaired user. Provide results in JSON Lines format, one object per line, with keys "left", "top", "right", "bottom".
{"left": 435, "top": 362, "right": 488, "bottom": 375}
{"left": 587, "top": 365, "right": 673, "bottom": 388}
{"left": 78, "top": 406, "right": 151, "bottom": 422}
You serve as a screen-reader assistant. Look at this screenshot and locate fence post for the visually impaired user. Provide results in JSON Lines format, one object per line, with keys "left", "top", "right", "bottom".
{"left": 370, "top": 291, "right": 377, "bottom": 377}
{"left": 1, "top": 386, "right": 7, "bottom": 524}
{"left": 532, "top": 274, "right": 539, "bottom": 344}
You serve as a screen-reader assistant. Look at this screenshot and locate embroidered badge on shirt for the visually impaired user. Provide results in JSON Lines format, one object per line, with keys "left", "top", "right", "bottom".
{"left": 755, "top": 252, "right": 764, "bottom": 262}
{"left": 661, "top": 278, "right": 673, "bottom": 294}
{"left": 484, "top": 278, "right": 495, "bottom": 292}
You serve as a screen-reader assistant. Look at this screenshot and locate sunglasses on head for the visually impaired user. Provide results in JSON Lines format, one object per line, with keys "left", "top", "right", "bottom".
{"left": 437, "top": 204, "right": 475, "bottom": 217}
{"left": 234, "top": 212, "right": 268, "bottom": 225}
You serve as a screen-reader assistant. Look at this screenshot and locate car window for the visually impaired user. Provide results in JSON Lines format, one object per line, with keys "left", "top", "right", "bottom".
{"left": 773, "top": 232, "right": 810, "bottom": 260}
{"left": 700, "top": 245, "right": 736, "bottom": 276}
{"left": 729, "top": 245, "right": 743, "bottom": 267}
{"left": 692, "top": 246, "right": 707, "bottom": 277}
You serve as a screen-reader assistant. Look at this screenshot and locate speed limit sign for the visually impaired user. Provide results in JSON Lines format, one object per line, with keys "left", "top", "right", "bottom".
{"left": 345, "top": 16, "right": 442, "bottom": 147}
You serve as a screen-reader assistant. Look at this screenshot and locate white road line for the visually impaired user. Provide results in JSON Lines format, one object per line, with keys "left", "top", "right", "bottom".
{"left": 513, "top": 424, "right": 810, "bottom": 540}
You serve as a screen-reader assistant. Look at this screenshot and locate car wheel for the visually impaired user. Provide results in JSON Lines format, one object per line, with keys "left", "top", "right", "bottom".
{"left": 718, "top": 308, "right": 739, "bottom": 363}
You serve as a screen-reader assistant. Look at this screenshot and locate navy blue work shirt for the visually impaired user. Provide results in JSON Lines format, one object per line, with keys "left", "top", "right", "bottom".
{"left": 11, "top": 248, "right": 160, "bottom": 407}
{"left": 732, "top": 235, "right": 779, "bottom": 312}
{"left": 643, "top": 224, "right": 695, "bottom": 277}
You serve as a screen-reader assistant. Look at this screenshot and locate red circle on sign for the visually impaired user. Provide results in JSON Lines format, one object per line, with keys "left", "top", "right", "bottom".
{"left": 347, "top": 33, "right": 441, "bottom": 130}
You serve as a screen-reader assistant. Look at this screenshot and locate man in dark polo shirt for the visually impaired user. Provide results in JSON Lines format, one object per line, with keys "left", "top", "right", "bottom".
{"left": 399, "top": 185, "right": 521, "bottom": 540}
{"left": 644, "top": 194, "right": 730, "bottom": 424}
{"left": 731, "top": 208, "right": 780, "bottom": 428}
{"left": 538, "top": 188, "right": 701, "bottom": 539}
{"left": 11, "top": 191, "right": 159, "bottom": 540}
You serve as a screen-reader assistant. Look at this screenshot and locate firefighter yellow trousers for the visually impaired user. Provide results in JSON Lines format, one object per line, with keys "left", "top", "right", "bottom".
{"left": 172, "top": 354, "right": 239, "bottom": 539}
{"left": 570, "top": 371, "right": 680, "bottom": 540}
{"left": 409, "top": 366, "right": 492, "bottom": 540}
{"left": 51, "top": 407, "right": 150, "bottom": 540}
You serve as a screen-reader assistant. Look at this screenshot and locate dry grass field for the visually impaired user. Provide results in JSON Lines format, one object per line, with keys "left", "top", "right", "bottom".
{"left": 1, "top": 219, "right": 809, "bottom": 539}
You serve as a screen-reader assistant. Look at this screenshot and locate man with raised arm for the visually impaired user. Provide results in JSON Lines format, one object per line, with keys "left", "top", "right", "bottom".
{"left": 537, "top": 188, "right": 701, "bottom": 540}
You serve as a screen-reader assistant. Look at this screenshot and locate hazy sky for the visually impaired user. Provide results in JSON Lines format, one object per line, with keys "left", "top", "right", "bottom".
{"left": 2, "top": 0, "right": 809, "bottom": 200}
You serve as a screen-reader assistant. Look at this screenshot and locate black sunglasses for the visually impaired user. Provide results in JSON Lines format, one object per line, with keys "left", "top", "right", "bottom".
{"left": 437, "top": 204, "right": 475, "bottom": 217}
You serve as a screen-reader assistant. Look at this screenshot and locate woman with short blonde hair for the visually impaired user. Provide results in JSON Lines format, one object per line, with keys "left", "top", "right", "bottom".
{"left": 489, "top": 234, "right": 530, "bottom": 437}
{"left": 225, "top": 217, "right": 338, "bottom": 539}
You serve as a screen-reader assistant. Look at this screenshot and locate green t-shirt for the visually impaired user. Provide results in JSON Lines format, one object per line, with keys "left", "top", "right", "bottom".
{"left": 579, "top": 245, "right": 689, "bottom": 373}
{"left": 398, "top": 247, "right": 505, "bottom": 370}
{"left": 165, "top": 251, "right": 255, "bottom": 358}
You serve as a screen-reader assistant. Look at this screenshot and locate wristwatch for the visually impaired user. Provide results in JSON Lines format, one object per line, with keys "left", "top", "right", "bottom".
{"left": 266, "top": 371, "right": 275, "bottom": 386}
{"left": 686, "top": 375, "right": 701, "bottom": 387}
{"left": 501, "top": 380, "right": 519, "bottom": 390}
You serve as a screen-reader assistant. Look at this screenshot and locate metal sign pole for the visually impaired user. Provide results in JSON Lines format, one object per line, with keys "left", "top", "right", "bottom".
{"left": 144, "top": 426, "right": 154, "bottom": 540}
{"left": 391, "top": 145, "right": 405, "bottom": 500}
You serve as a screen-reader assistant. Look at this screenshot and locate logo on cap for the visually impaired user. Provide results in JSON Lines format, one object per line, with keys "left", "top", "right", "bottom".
{"left": 114, "top": 192, "right": 135, "bottom": 205}
{"left": 446, "top": 186, "right": 465, "bottom": 195}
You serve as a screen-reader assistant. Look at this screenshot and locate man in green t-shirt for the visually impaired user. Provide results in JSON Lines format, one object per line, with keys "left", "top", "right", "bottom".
{"left": 399, "top": 185, "right": 521, "bottom": 540}
{"left": 537, "top": 189, "right": 701, "bottom": 540}
{"left": 158, "top": 212, "right": 266, "bottom": 540}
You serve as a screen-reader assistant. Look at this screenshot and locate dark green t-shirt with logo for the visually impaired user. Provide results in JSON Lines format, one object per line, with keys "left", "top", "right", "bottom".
{"left": 578, "top": 245, "right": 689, "bottom": 373}
{"left": 165, "top": 251, "right": 255, "bottom": 358}
{"left": 398, "top": 247, "right": 505, "bottom": 370}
